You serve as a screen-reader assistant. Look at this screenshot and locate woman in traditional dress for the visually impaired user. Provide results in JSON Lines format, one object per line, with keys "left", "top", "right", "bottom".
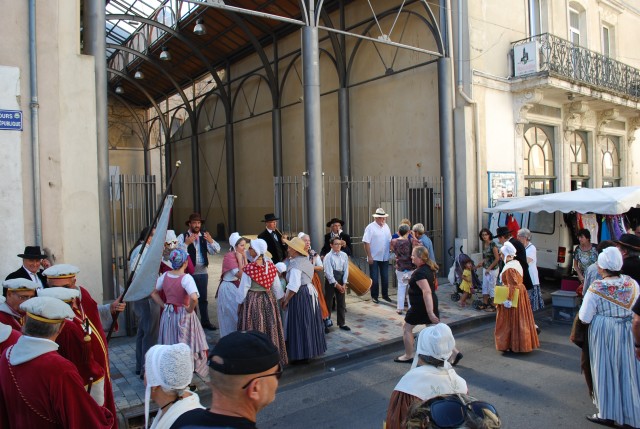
{"left": 494, "top": 242, "right": 539, "bottom": 353}
{"left": 299, "top": 233, "right": 331, "bottom": 328}
{"left": 151, "top": 248, "right": 209, "bottom": 379}
{"left": 391, "top": 224, "right": 414, "bottom": 315}
{"left": 578, "top": 246, "right": 640, "bottom": 428}
{"left": 282, "top": 237, "right": 327, "bottom": 363}
{"left": 476, "top": 228, "right": 499, "bottom": 312}
{"left": 216, "top": 232, "right": 247, "bottom": 338}
{"left": 144, "top": 343, "right": 204, "bottom": 429}
{"left": 395, "top": 246, "right": 463, "bottom": 365}
{"left": 386, "top": 323, "right": 468, "bottom": 429}
{"left": 237, "top": 238, "right": 288, "bottom": 365}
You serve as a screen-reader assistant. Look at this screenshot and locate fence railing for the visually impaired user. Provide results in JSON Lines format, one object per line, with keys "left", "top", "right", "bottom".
{"left": 275, "top": 175, "right": 443, "bottom": 269}
{"left": 512, "top": 33, "right": 640, "bottom": 99}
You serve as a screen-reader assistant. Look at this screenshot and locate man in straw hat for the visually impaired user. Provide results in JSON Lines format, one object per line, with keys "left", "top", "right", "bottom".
{"left": 0, "top": 296, "right": 114, "bottom": 428}
{"left": 37, "top": 287, "right": 116, "bottom": 422}
{"left": 258, "top": 213, "right": 288, "bottom": 264}
{"left": 615, "top": 233, "right": 640, "bottom": 284}
{"left": 5, "top": 245, "right": 49, "bottom": 288}
{"left": 178, "top": 212, "right": 221, "bottom": 331}
{"left": 0, "top": 296, "right": 21, "bottom": 356}
{"left": 363, "top": 208, "right": 393, "bottom": 304}
{"left": 320, "top": 217, "right": 352, "bottom": 257}
{"left": 171, "top": 330, "right": 282, "bottom": 428}
{"left": 43, "top": 264, "right": 120, "bottom": 428}
{"left": 0, "top": 278, "right": 38, "bottom": 330}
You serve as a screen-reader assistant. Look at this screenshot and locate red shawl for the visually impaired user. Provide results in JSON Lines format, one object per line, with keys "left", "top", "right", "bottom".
{"left": 244, "top": 261, "right": 278, "bottom": 290}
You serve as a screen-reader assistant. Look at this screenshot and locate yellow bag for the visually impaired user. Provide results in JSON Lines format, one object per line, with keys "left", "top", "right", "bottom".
{"left": 494, "top": 286, "right": 519, "bottom": 307}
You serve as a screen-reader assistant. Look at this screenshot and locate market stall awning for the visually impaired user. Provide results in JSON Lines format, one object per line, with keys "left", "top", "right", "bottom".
{"left": 484, "top": 187, "right": 640, "bottom": 215}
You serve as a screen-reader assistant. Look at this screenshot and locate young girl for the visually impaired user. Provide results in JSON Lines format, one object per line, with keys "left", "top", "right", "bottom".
{"left": 459, "top": 259, "right": 475, "bottom": 308}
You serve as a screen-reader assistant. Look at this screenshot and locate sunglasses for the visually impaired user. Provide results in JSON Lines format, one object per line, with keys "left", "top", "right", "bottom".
{"left": 424, "top": 396, "right": 498, "bottom": 428}
{"left": 241, "top": 363, "right": 284, "bottom": 389}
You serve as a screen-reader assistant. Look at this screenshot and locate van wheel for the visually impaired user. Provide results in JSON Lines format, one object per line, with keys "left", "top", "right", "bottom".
{"left": 450, "top": 293, "right": 460, "bottom": 302}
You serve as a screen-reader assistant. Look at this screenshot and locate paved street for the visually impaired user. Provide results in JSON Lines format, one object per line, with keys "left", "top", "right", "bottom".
{"left": 258, "top": 311, "right": 599, "bottom": 429}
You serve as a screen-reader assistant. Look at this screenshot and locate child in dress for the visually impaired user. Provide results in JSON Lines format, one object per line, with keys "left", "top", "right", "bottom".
{"left": 459, "top": 259, "right": 475, "bottom": 308}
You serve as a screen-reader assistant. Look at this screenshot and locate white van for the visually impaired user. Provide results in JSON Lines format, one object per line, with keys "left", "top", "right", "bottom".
{"left": 488, "top": 208, "right": 574, "bottom": 280}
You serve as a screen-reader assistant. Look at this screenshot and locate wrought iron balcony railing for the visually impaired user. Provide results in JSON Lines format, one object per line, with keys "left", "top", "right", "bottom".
{"left": 511, "top": 33, "right": 640, "bottom": 99}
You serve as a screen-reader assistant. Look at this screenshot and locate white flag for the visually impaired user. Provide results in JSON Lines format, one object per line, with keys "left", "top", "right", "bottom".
{"left": 124, "top": 195, "right": 174, "bottom": 302}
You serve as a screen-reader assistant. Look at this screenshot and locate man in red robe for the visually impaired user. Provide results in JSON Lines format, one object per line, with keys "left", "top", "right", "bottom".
{"left": 0, "top": 297, "right": 21, "bottom": 356}
{"left": 0, "top": 278, "right": 38, "bottom": 330}
{"left": 43, "top": 264, "right": 124, "bottom": 429}
{"left": 0, "top": 296, "right": 113, "bottom": 428}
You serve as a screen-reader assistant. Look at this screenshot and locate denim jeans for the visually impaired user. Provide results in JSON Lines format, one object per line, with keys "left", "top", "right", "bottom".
{"left": 192, "top": 273, "right": 211, "bottom": 324}
{"left": 369, "top": 260, "right": 389, "bottom": 299}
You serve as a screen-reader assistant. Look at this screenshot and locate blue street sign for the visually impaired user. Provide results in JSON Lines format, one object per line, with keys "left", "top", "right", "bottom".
{"left": 0, "top": 110, "right": 23, "bottom": 131}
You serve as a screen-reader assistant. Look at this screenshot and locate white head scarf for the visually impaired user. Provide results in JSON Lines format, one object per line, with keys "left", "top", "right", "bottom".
{"left": 411, "top": 323, "right": 455, "bottom": 370}
{"left": 500, "top": 241, "right": 517, "bottom": 261}
{"left": 250, "top": 239, "right": 268, "bottom": 257}
{"left": 275, "top": 262, "right": 287, "bottom": 274}
{"left": 598, "top": 246, "right": 623, "bottom": 272}
{"left": 144, "top": 343, "right": 194, "bottom": 428}
{"left": 229, "top": 232, "right": 241, "bottom": 249}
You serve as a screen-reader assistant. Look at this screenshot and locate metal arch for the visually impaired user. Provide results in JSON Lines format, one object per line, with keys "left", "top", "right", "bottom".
{"left": 230, "top": 72, "right": 272, "bottom": 116}
{"left": 346, "top": 9, "right": 442, "bottom": 85}
{"left": 107, "top": 68, "right": 171, "bottom": 143}
{"left": 414, "top": 0, "right": 445, "bottom": 55}
{"left": 195, "top": 90, "right": 226, "bottom": 131}
{"left": 279, "top": 52, "right": 303, "bottom": 102}
{"left": 168, "top": 106, "right": 191, "bottom": 140}
{"left": 319, "top": 8, "right": 347, "bottom": 87}
{"left": 226, "top": 12, "right": 279, "bottom": 106}
{"left": 106, "top": 43, "right": 195, "bottom": 122}
{"left": 106, "top": 13, "right": 231, "bottom": 112}
{"left": 146, "top": 116, "right": 164, "bottom": 149}
{"left": 107, "top": 91, "right": 150, "bottom": 150}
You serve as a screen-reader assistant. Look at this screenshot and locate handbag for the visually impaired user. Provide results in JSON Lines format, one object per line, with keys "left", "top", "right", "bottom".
{"left": 570, "top": 314, "right": 588, "bottom": 348}
{"left": 494, "top": 286, "right": 519, "bottom": 307}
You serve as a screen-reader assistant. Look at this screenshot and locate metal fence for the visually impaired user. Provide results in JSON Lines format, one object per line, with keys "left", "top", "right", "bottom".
{"left": 512, "top": 33, "right": 640, "bottom": 100}
{"left": 275, "top": 175, "right": 443, "bottom": 272}
{"left": 110, "top": 174, "right": 158, "bottom": 334}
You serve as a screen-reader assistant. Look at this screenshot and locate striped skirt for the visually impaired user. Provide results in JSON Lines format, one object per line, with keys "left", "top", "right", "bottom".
{"left": 286, "top": 284, "right": 327, "bottom": 361}
{"left": 238, "top": 290, "right": 288, "bottom": 366}
{"left": 158, "top": 304, "right": 209, "bottom": 379}
{"left": 589, "top": 315, "right": 640, "bottom": 427}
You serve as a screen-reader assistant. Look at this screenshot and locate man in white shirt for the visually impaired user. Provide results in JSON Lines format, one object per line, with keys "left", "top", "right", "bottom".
{"left": 363, "top": 208, "right": 392, "bottom": 304}
{"left": 323, "top": 237, "right": 350, "bottom": 333}
{"left": 5, "top": 246, "right": 49, "bottom": 288}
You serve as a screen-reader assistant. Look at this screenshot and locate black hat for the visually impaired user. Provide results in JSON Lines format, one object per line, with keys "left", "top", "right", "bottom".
{"left": 495, "top": 226, "right": 512, "bottom": 238}
{"left": 17, "top": 246, "right": 47, "bottom": 259}
{"left": 208, "top": 330, "right": 279, "bottom": 375}
{"left": 260, "top": 213, "right": 279, "bottom": 222}
{"left": 615, "top": 233, "right": 640, "bottom": 251}
{"left": 326, "top": 218, "right": 344, "bottom": 228}
{"left": 185, "top": 212, "right": 205, "bottom": 226}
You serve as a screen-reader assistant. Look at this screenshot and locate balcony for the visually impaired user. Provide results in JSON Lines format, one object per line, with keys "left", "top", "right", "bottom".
{"left": 511, "top": 33, "right": 640, "bottom": 100}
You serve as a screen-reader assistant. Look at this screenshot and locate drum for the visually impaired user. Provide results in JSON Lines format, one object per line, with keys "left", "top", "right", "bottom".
{"left": 347, "top": 260, "right": 372, "bottom": 296}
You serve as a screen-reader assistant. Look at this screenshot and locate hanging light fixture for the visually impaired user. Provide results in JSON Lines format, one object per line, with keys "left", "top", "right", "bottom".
{"left": 159, "top": 46, "right": 171, "bottom": 61}
{"left": 115, "top": 85, "right": 124, "bottom": 94}
{"left": 134, "top": 69, "right": 144, "bottom": 79}
{"left": 193, "top": 18, "right": 206, "bottom": 35}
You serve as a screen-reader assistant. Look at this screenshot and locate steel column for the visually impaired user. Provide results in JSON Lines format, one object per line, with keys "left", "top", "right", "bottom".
{"left": 85, "top": 0, "right": 114, "bottom": 299}
{"left": 191, "top": 125, "right": 201, "bottom": 213}
{"left": 302, "top": 21, "right": 324, "bottom": 250}
{"left": 338, "top": 87, "right": 350, "bottom": 221}
{"left": 438, "top": 57, "right": 455, "bottom": 270}
{"left": 272, "top": 107, "right": 283, "bottom": 215}
{"left": 225, "top": 122, "right": 236, "bottom": 232}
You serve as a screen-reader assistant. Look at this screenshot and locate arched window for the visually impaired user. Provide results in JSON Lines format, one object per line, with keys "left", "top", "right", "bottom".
{"left": 524, "top": 125, "right": 555, "bottom": 195}
{"left": 601, "top": 136, "right": 620, "bottom": 187}
{"left": 569, "top": 131, "right": 589, "bottom": 190}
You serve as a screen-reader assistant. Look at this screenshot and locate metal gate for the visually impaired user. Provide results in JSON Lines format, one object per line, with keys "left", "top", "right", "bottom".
{"left": 275, "top": 175, "right": 443, "bottom": 270}
{"left": 109, "top": 174, "right": 158, "bottom": 334}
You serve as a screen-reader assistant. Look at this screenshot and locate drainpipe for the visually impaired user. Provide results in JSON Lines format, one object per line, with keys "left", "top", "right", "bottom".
{"left": 455, "top": 0, "right": 483, "bottom": 238}
{"left": 28, "top": 0, "right": 42, "bottom": 247}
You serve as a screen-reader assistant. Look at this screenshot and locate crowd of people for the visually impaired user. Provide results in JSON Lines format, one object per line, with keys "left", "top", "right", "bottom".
{"left": 1, "top": 208, "right": 639, "bottom": 429}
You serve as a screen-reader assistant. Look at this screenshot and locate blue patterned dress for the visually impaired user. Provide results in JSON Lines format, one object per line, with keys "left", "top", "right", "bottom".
{"left": 579, "top": 275, "right": 640, "bottom": 427}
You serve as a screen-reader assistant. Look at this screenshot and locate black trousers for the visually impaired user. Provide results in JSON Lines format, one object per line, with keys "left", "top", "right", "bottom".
{"left": 324, "top": 276, "right": 346, "bottom": 327}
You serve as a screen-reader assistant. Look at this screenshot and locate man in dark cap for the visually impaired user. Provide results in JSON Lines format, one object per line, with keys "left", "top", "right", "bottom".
{"left": 320, "top": 217, "right": 352, "bottom": 257}
{"left": 257, "top": 213, "right": 288, "bottom": 263}
{"left": 495, "top": 226, "right": 533, "bottom": 290}
{"left": 5, "top": 246, "right": 49, "bottom": 288}
{"left": 172, "top": 330, "right": 282, "bottom": 428}
{"left": 615, "top": 233, "right": 640, "bottom": 284}
{"left": 178, "top": 212, "right": 221, "bottom": 330}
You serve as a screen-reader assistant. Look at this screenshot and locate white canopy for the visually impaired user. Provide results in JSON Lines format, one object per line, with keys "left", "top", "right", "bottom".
{"left": 484, "top": 186, "right": 640, "bottom": 215}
